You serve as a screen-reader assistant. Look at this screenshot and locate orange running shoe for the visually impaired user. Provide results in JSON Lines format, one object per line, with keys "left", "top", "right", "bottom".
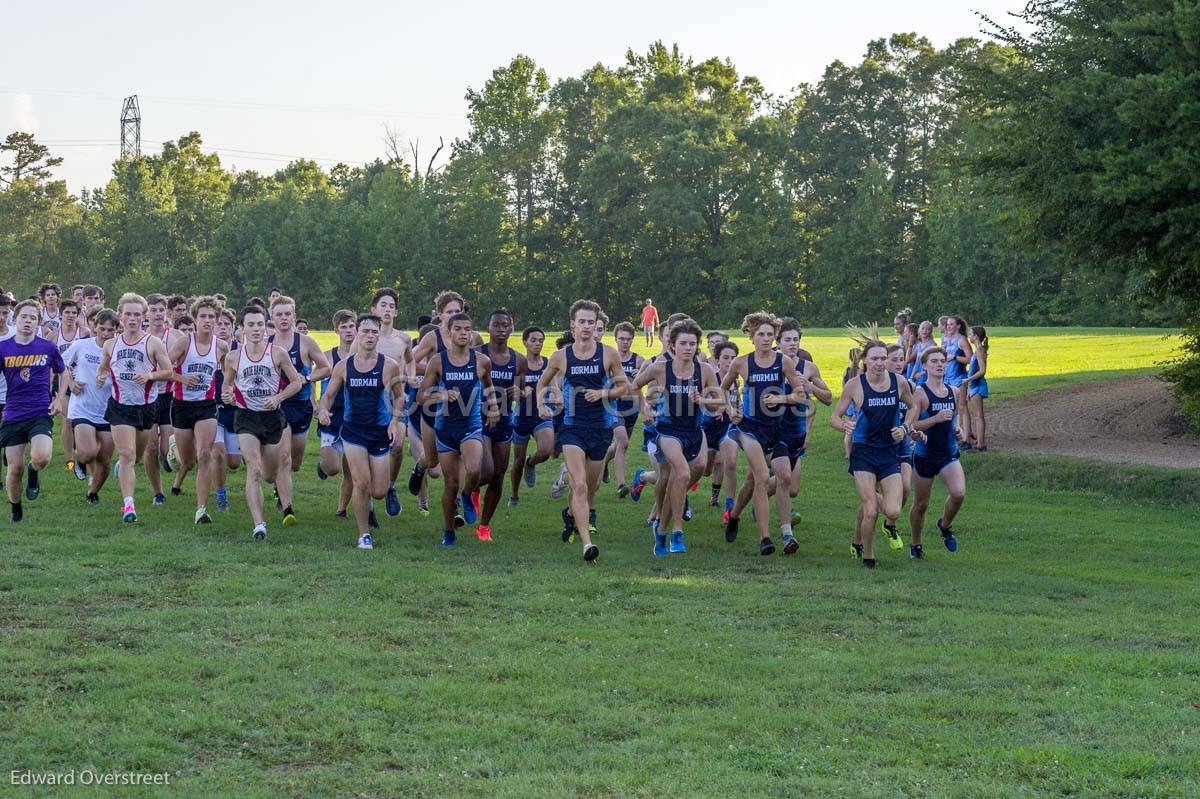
{"left": 476, "top": 524, "right": 493, "bottom": 542}
{"left": 689, "top": 481, "right": 699, "bottom": 492}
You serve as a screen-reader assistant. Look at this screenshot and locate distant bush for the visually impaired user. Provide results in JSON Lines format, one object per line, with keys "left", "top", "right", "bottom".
{"left": 1162, "top": 322, "right": 1200, "bottom": 434}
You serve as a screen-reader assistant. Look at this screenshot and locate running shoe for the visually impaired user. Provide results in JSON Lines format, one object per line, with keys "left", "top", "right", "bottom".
{"left": 523, "top": 456, "right": 536, "bottom": 487}
{"left": 549, "top": 472, "right": 566, "bottom": 499}
{"left": 724, "top": 514, "right": 739, "bottom": 543}
{"left": 273, "top": 486, "right": 282, "bottom": 510}
{"left": 689, "top": 481, "right": 698, "bottom": 492}
{"left": 862, "top": 558, "right": 877, "bottom": 569}
{"left": 171, "top": 486, "right": 182, "bottom": 496}
{"left": 722, "top": 509, "right": 731, "bottom": 525}
{"left": 937, "top": 518, "right": 958, "bottom": 552}
{"left": 194, "top": 507, "right": 212, "bottom": 525}
{"left": 709, "top": 488, "right": 719, "bottom": 507}
{"left": 602, "top": 463, "right": 609, "bottom": 483}
{"left": 461, "top": 491, "right": 477, "bottom": 525}
{"left": 507, "top": 497, "right": 520, "bottom": 508}
{"left": 316, "top": 463, "right": 328, "bottom": 480}
{"left": 153, "top": 492, "right": 165, "bottom": 506}
{"left": 883, "top": 522, "right": 904, "bottom": 551}
{"left": 335, "top": 509, "right": 347, "bottom": 518}
{"left": 454, "top": 513, "right": 465, "bottom": 529}
{"left": 617, "top": 483, "right": 629, "bottom": 499}
{"left": 441, "top": 529, "right": 456, "bottom": 548}
{"left": 909, "top": 544, "right": 924, "bottom": 560}
{"left": 25, "top": 464, "right": 39, "bottom": 501}
{"left": 407, "top": 463, "right": 425, "bottom": 495}
{"left": 368, "top": 508, "right": 379, "bottom": 529}
{"left": 629, "top": 468, "right": 646, "bottom": 502}
{"left": 11, "top": 503, "right": 22, "bottom": 523}
{"left": 782, "top": 534, "right": 799, "bottom": 556}
{"left": 167, "top": 435, "right": 179, "bottom": 471}
{"left": 216, "top": 495, "right": 230, "bottom": 512}
{"left": 561, "top": 507, "right": 576, "bottom": 544}
{"left": 419, "top": 501, "right": 430, "bottom": 516}
{"left": 588, "top": 508, "right": 597, "bottom": 537}
{"left": 159, "top": 451, "right": 173, "bottom": 474}
{"left": 282, "top": 506, "right": 297, "bottom": 526}
{"left": 851, "top": 543, "right": 863, "bottom": 559}
{"left": 669, "top": 530, "right": 687, "bottom": 554}
{"left": 653, "top": 524, "right": 669, "bottom": 558}
{"left": 252, "top": 523, "right": 267, "bottom": 540}
{"left": 682, "top": 496, "right": 693, "bottom": 522}
{"left": 73, "top": 460, "right": 87, "bottom": 481}
{"left": 85, "top": 492, "right": 99, "bottom": 505}
{"left": 385, "top": 486, "right": 402, "bottom": 516}
{"left": 476, "top": 524, "right": 493, "bottom": 542}
{"left": 357, "top": 532, "right": 374, "bottom": 550}
{"left": 759, "top": 537, "right": 776, "bottom": 556}
{"left": 790, "top": 511, "right": 801, "bottom": 527}
{"left": 583, "top": 543, "right": 599, "bottom": 562}
{"left": 123, "top": 502, "right": 137, "bottom": 523}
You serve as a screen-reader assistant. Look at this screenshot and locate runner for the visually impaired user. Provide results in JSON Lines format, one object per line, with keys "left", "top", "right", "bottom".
{"left": 408, "top": 290, "right": 468, "bottom": 488}
{"left": 0, "top": 294, "right": 15, "bottom": 419}
{"left": 416, "top": 312, "right": 500, "bottom": 548}
{"left": 166, "top": 295, "right": 189, "bottom": 327}
{"left": 212, "top": 307, "right": 238, "bottom": 511}
{"left": 316, "top": 310, "right": 356, "bottom": 520}
{"left": 268, "top": 295, "right": 331, "bottom": 479}
{"left": 769, "top": 317, "right": 832, "bottom": 548}
{"left": 942, "top": 315, "right": 973, "bottom": 445}
{"left": 317, "top": 314, "right": 406, "bottom": 550}
{"left": 703, "top": 340, "right": 740, "bottom": 521}
{"left": 720, "top": 312, "right": 811, "bottom": 556}
{"left": 142, "top": 293, "right": 172, "bottom": 502}
{"left": 59, "top": 307, "right": 118, "bottom": 504}
{"left": 366, "top": 288, "right": 414, "bottom": 517}
{"left": 631, "top": 318, "right": 723, "bottom": 556}
{"left": 96, "top": 293, "right": 173, "bottom": 523}
{"left": 52, "top": 299, "right": 86, "bottom": 480}
{"left": 605, "top": 321, "right": 643, "bottom": 498}
{"left": 828, "top": 339, "right": 920, "bottom": 568}
{"left": 640, "top": 298, "right": 659, "bottom": 347}
{"left": 966, "top": 326, "right": 989, "bottom": 452}
{"left": 509, "top": 326, "right": 553, "bottom": 506}
{"left": 221, "top": 305, "right": 305, "bottom": 540}
{"left": 908, "top": 347, "right": 965, "bottom": 557}
{"left": 404, "top": 322, "right": 439, "bottom": 515}
{"left": 37, "top": 283, "right": 62, "bottom": 336}
{"left": 0, "top": 300, "right": 66, "bottom": 521}
{"left": 81, "top": 285, "right": 104, "bottom": 312}
{"left": 472, "top": 309, "right": 522, "bottom": 542}
{"left": 167, "top": 296, "right": 229, "bottom": 524}
{"left": 536, "top": 300, "right": 631, "bottom": 562}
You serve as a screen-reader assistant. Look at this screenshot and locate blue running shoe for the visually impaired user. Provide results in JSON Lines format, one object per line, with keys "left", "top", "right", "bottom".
{"left": 653, "top": 522, "right": 669, "bottom": 557}
{"left": 385, "top": 486, "right": 401, "bottom": 516}
{"left": 630, "top": 468, "right": 646, "bottom": 502}
{"left": 669, "top": 530, "right": 686, "bottom": 553}
{"left": 937, "top": 518, "right": 957, "bottom": 552}
{"left": 909, "top": 544, "right": 924, "bottom": 559}
{"left": 441, "top": 529, "right": 456, "bottom": 548}
{"left": 357, "top": 533, "right": 374, "bottom": 550}
{"left": 461, "top": 491, "right": 477, "bottom": 525}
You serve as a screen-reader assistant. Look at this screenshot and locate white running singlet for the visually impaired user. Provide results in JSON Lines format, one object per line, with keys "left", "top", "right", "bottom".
{"left": 64, "top": 337, "right": 110, "bottom": 424}
{"left": 233, "top": 343, "right": 281, "bottom": 411}
{"left": 173, "top": 333, "right": 219, "bottom": 401}
{"left": 109, "top": 332, "right": 157, "bottom": 406}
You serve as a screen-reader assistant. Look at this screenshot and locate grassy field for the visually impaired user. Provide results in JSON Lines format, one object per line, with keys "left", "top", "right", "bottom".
{"left": 1, "top": 328, "right": 1196, "bottom": 797}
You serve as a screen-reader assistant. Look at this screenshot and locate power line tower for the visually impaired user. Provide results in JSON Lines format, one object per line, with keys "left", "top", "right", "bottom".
{"left": 120, "top": 95, "right": 141, "bottom": 159}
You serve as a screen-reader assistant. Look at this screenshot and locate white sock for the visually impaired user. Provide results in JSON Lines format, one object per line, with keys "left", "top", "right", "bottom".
{"left": 780, "top": 523, "right": 793, "bottom": 536}
{"left": 124, "top": 495, "right": 134, "bottom": 506}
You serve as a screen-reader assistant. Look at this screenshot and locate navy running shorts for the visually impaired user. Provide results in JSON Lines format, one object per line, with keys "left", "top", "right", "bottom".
{"left": 558, "top": 424, "right": 612, "bottom": 461}
{"left": 435, "top": 423, "right": 484, "bottom": 454}
{"left": 654, "top": 426, "right": 704, "bottom": 463}
{"left": 913, "top": 453, "right": 960, "bottom": 480}
{"left": 280, "top": 398, "right": 313, "bottom": 435}
{"left": 848, "top": 443, "right": 902, "bottom": 481}
{"left": 341, "top": 422, "right": 392, "bottom": 458}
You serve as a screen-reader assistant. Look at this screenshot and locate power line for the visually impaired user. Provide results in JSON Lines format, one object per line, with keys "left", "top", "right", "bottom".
{"left": 0, "top": 87, "right": 462, "bottom": 120}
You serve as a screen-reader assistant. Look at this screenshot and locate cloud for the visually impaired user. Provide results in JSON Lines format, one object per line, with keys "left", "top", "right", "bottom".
{"left": 14, "top": 93, "right": 39, "bottom": 133}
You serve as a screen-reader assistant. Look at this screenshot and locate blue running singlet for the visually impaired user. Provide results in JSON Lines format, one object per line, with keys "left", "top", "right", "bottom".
{"left": 435, "top": 350, "right": 482, "bottom": 433}
{"left": 913, "top": 383, "right": 958, "bottom": 460}
{"left": 851, "top": 372, "right": 899, "bottom": 449}
{"left": 657, "top": 358, "right": 701, "bottom": 435}
{"left": 269, "top": 332, "right": 311, "bottom": 402}
{"left": 342, "top": 353, "right": 390, "bottom": 428}
{"left": 562, "top": 343, "right": 612, "bottom": 428}
{"left": 741, "top": 351, "right": 786, "bottom": 426}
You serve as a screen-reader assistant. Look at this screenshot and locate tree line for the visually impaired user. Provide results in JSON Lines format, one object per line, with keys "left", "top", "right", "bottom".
{"left": 1, "top": 3, "right": 1197, "bottom": 422}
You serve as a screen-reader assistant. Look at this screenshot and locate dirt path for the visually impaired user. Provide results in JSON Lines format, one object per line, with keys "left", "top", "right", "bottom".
{"left": 987, "top": 375, "right": 1200, "bottom": 469}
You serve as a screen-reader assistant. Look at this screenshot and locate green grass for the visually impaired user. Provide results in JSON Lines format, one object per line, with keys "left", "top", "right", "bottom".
{"left": 1, "top": 327, "right": 1195, "bottom": 797}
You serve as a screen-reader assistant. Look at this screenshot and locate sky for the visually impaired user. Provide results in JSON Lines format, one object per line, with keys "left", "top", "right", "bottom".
{"left": 2, "top": 0, "right": 1026, "bottom": 193}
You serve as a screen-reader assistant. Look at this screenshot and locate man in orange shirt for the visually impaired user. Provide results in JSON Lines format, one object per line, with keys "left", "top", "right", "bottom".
{"left": 640, "top": 298, "right": 659, "bottom": 346}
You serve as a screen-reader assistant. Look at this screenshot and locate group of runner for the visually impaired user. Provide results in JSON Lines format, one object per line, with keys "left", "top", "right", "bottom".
{"left": 0, "top": 284, "right": 985, "bottom": 567}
